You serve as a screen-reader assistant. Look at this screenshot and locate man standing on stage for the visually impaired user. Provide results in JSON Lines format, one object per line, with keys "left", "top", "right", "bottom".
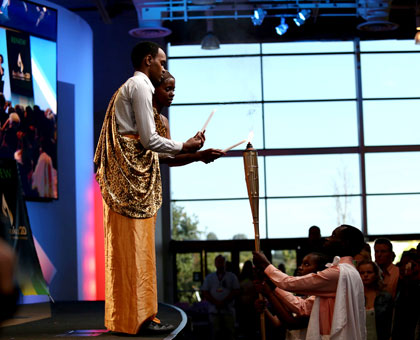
{"left": 94, "top": 41, "right": 205, "bottom": 335}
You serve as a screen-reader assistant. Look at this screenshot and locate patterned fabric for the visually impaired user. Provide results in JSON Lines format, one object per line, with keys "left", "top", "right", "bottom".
{"left": 94, "top": 89, "right": 165, "bottom": 219}
{"left": 153, "top": 107, "right": 167, "bottom": 138}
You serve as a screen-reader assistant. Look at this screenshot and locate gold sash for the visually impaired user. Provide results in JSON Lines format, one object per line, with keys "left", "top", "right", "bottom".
{"left": 94, "top": 90, "right": 166, "bottom": 219}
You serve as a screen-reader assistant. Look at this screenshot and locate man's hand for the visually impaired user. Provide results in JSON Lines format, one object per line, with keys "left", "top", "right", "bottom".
{"left": 253, "top": 251, "right": 271, "bottom": 271}
{"left": 182, "top": 131, "right": 205, "bottom": 153}
{"left": 198, "top": 149, "right": 225, "bottom": 164}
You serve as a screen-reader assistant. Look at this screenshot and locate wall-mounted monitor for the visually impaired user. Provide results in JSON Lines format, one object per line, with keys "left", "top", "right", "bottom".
{"left": 0, "top": 0, "right": 57, "bottom": 200}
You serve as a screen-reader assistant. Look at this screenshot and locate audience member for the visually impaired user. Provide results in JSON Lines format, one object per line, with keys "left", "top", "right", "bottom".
{"left": 296, "top": 225, "right": 324, "bottom": 267}
{"left": 357, "top": 260, "right": 393, "bottom": 340}
{"left": 0, "top": 237, "right": 18, "bottom": 322}
{"left": 253, "top": 224, "right": 366, "bottom": 339}
{"left": 392, "top": 251, "right": 420, "bottom": 340}
{"left": 237, "top": 260, "right": 258, "bottom": 340}
{"left": 201, "top": 255, "right": 240, "bottom": 340}
{"left": 354, "top": 242, "right": 372, "bottom": 265}
{"left": 374, "top": 238, "right": 399, "bottom": 298}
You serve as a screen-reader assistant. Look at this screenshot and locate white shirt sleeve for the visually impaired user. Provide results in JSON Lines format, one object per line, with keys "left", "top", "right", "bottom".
{"left": 131, "top": 79, "right": 183, "bottom": 155}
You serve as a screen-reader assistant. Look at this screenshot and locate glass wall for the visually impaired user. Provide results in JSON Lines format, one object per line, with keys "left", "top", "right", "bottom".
{"left": 167, "top": 40, "right": 420, "bottom": 240}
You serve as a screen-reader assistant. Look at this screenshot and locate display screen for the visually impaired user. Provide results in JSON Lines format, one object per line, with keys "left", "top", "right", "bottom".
{"left": 0, "top": 1, "right": 57, "bottom": 200}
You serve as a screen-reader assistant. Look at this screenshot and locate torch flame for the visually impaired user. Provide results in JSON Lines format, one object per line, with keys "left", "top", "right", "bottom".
{"left": 247, "top": 131, "right": 254, "bottom": 144}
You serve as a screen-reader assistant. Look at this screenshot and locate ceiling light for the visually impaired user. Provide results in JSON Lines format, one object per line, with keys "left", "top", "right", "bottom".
{"left": 275, "top": 18, "right": 288, "bottom": 36}
{"left": 294, "top": 9, "right": 310, "bottom": 27}
{"left": 201, "top": 31, "right": 220, "bottom": 50}
{"left": 252, "top": 8, "right": 266, "bottom": 26}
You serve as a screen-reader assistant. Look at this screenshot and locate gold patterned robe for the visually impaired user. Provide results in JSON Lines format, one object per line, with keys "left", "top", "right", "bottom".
{"left": 94, "top": 91, "right": 167, "bottom": 334}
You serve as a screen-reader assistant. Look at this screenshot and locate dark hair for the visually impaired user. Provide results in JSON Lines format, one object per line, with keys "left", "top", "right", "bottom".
{"left": 239, "top": 260, "right": 253, "bottom": 281}
{"left": 307, "top": 252, "right": 329, "bottom": 272}
{"left": 374, "top": 238, "right": 393, "bottom": 252}
{"left": 339, "top": 224, "right": 365, "bottom": 257}
{"left": 131, "top": 41, "right": 161, "bottom": 69}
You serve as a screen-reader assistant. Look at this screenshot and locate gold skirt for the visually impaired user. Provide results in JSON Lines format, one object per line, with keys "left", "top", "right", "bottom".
{"left": 103, "top": 200, "right": 157, "bottom": 334}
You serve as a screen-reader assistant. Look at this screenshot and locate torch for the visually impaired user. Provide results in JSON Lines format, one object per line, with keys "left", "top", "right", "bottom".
{"left": 243, "top": 136, "right": 266, "bottom": 340}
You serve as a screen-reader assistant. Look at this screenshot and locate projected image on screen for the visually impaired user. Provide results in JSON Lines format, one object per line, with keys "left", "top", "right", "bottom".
{"left": 0, "top": 2, "right": 57, "bottom": 200}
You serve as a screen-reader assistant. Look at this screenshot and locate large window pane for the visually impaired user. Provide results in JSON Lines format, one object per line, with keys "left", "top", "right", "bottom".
{"left": 169, "top": 103, "right": 263, "bottom": 150}
{"left": 271, "top": 249, "right": 297, "bottom": 275}
{"left": 367, "top": 195, "right": 420, "bottom": 235}
{"left": 264, "top": 101, "right": 358, "bottom": 148}
{"left": 169, "top": 57, "right": 261, "bottom": 103}
{"left": 262, "top": 55, "right": 356, "bottom": 101}
{"left": 262, "top": 41, "right": 353, "bottom": 54}
{"left": 171, "top": 156, "right": 266, "bottom": 200}
{"left": 266, "top": 154, "right": 360, "bottom": 197}
{"left": 267, "top": 197, "right": 362, "bottom": 238}
{"left": 172, "top": 200, "right": 267, "bottom": 241}
{"left": 361, "top": 53, "right": 420, "bottom": 98}
{"left": 363, "top": 100, "right": 420, "bottom": 146}
{"left": 365, "top": 152, "right": 420, "bottom": 194}
{"left": 360, "top": 39, "right": 419, "bottom": 52}
{"left": 168, "top": 43, "right": 260, "bottom": 57}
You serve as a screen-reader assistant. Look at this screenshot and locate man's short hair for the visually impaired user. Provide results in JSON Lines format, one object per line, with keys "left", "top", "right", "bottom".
{"left": 374, "top": 238, "right": 393, "bottom": 252}
{"left": 340, "top": 224, "right": 365, "bottom": 257}
{"left": 131, "top": 41, "right": 161, "bottom": 69}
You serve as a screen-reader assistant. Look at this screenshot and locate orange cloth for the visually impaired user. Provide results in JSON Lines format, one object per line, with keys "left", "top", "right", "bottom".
{"left": 103, "top": 200, "right": 157, "bottom": 334}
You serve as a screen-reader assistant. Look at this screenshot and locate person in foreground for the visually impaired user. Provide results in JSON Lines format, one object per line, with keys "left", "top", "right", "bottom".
{"left": 255, "top": 252, "right": 329, "bottom": 340}
{"left": 153, "top": 71, "right": 225, "bottom": 166}
{"left": 94, "top": 41, "right": 205, "bottom": 335}
{"left": 253, "top": 224, "right": 367, "bottom": 340}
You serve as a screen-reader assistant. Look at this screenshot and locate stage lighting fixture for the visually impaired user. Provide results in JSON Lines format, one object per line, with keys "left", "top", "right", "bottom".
{"left": 275, "top": 17, "right": 289, "bottom": 36}
{"left": 201, "top": 31, "right": 220, "bottom": 49}
{"left": 294, "top": 9, "right": 311, "bottom": 27}
{"left": 252, "top": 8, "right": 266, "bottom": 26}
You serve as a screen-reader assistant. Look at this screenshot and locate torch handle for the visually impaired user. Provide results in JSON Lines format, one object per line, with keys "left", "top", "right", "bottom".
{"left": 253, "top": 220, "right": 260, "bottom": 252}
{"left": 253, "top": 220, "right": 266, "bottom": 340}
{"left": 259, "top": 293, "right": 266, "bottom": 340}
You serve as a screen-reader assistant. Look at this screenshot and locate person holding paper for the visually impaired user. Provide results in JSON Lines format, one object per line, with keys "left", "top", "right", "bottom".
{"left": 153, "top": 71, "right": 225, "bottom": 166}
{"left": 94, "top": 42, "right": 205, "bottom": 335}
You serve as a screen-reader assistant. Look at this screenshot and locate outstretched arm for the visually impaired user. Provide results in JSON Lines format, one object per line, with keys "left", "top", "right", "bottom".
{"left": 160, "top": 148, "right": 225, "bottom": 166}
{"left": 255, "top": 280, "right": 310, "bottom": 329}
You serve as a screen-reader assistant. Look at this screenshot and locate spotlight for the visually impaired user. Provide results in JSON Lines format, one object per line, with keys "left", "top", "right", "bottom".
{"left": 201, "top": 31, "right": 220, "bottom": 50}
{"left": 294, "top": 9, "right": 311, "bottom": 27}
{"left": 275, "top": 17, "right": 288, "bottom": 36}
{"left": 252, "top": 8, "right": 266, "bottom": 26}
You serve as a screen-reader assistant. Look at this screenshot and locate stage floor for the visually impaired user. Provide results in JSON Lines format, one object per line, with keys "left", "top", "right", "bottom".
{"left": 0, "top": 301, "right": 186, "bottom": 340}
